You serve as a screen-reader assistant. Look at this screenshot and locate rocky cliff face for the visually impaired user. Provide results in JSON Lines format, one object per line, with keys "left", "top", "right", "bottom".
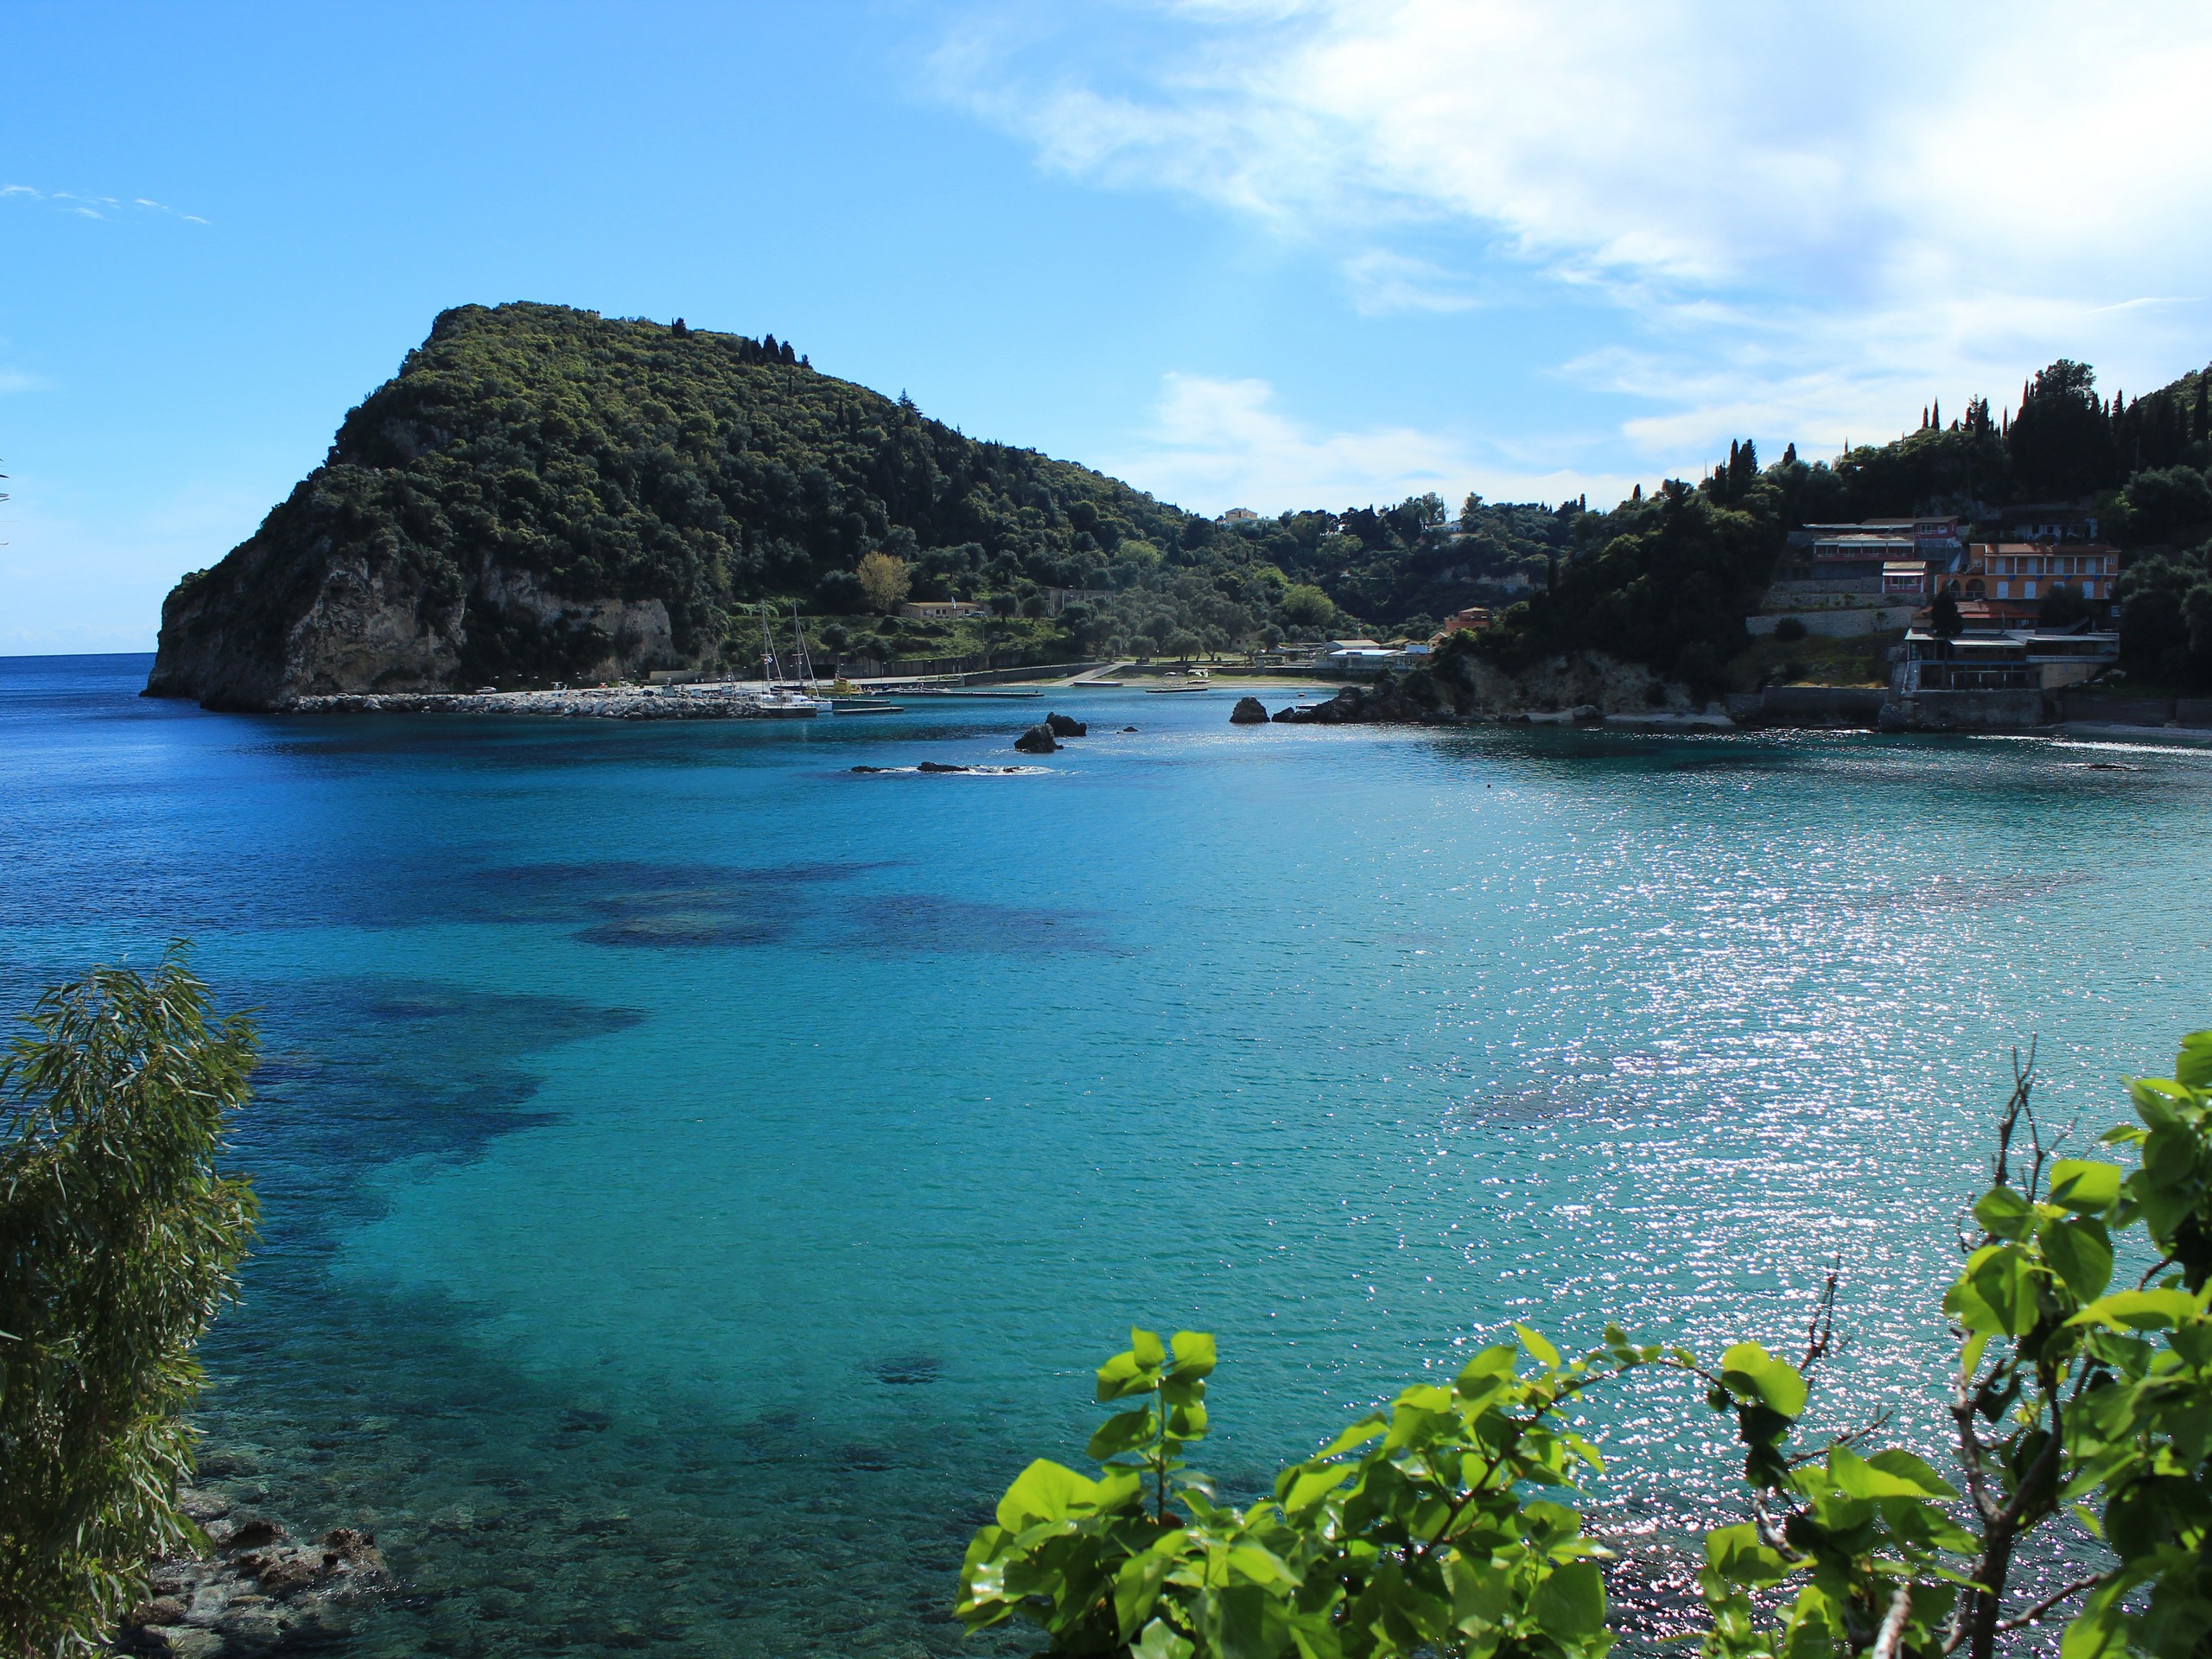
{"left": 146, "top": 466, "right": 687, "bottom": 709}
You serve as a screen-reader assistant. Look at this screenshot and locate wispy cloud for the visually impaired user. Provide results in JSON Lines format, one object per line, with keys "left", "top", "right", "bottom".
{"left": 1, "top": 184, "right": 207, "bottom": 224}
{"left": 933, "top": 0, "right": 2212, "bottom": 474}
{"left": 1100, "top": 372, "right": 1636, "bottom": 515}
{"left": 1341, "top": 250, "right": 1479, "bottom": 315}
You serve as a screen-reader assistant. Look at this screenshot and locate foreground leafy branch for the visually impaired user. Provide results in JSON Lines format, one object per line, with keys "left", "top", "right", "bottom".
{"left": 958, "top": 1032, "right": 2212, "bottom": 1659}
{"left": 0, "top": 948, "right": 259, "bottom": 1656}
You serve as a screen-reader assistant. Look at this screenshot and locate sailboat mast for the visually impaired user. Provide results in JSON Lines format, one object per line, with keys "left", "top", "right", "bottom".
{"left": 790, "top": 603, "right": 815, "bottom": 690}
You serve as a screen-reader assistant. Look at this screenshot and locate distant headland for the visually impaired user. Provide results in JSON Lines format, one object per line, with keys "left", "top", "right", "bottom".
{"left": 145, "top": 303, "right": 2211, "bottom": 724}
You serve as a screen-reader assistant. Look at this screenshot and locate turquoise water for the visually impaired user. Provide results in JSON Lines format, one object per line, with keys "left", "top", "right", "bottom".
{"left": 3, "top": 652, "right": 2209, "bottom": 1656}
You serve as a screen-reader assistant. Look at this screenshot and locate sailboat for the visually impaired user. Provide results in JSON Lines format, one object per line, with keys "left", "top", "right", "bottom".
{"left": 754, "top": 602, "right": 831, "bottom": 717}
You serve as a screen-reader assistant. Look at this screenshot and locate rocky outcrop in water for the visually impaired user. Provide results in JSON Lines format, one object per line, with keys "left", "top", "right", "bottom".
{"left": 1013, "top": 724, "right": 1059, "bottom": 754}
{"left": 115, "top": 1489, "right": 390, "bottom": 1658}
{"left": 1044, "top": 712, "right": 1087, "bottom": 737}
{"left": 1230, "top": 696, "right": 1268, "bottom": 724}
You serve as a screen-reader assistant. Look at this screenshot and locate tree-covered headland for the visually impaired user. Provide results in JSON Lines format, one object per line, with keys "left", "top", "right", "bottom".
{"left": 147, "top": 303, "right": 2212, "bottom": 703}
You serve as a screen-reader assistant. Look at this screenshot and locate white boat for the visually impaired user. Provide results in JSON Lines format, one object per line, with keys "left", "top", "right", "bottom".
{"left": 756, "top": 688, "right": 828, "bottom": 717}
{"left": 751, "top": 601, "right": 833, "bottom": 715}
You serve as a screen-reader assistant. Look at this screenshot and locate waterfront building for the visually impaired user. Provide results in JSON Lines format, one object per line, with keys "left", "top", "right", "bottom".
{"left": 1891, "top": 626, "right": 2120, "bottom": 695}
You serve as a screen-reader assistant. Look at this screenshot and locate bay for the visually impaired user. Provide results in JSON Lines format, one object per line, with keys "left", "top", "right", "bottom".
{"left": 3, "top": 652, "right": 2207, "bottom": 1656}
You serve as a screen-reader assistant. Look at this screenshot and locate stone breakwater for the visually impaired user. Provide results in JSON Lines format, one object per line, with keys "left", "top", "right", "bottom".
{"left": 285, "top": 689, "right": 763, "bottom": 719}
{"left": 114, "top": 1488, "right": 391, "bottom": 1657}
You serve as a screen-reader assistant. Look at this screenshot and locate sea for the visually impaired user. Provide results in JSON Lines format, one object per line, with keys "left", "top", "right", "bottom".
{"left": 3, "top": 651, "right": 2207, "bottom": 1656}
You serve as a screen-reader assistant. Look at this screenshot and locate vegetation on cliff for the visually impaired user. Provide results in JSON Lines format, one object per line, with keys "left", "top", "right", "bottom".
{"left": 961, "top": 1034, "right": 2212, "bottom": 1659}
{"left": 149, "top": 302, "right": 2212, "bottom": 701}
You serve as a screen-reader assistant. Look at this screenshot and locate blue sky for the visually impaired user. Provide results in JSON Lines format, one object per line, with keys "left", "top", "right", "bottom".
{"left": 5, "top": 0, "right": 2210, "bottom": 653}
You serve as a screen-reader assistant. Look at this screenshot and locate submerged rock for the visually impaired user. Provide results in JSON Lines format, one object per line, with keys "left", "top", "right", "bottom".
{"left": 116, "top": 1497, "right": 390, "bottom": 1657}
{"left": 1013, "top": 724, "right": 1059, "bottom": 754}
{"left": 1230, "top": 696, "right": 1268, "bottom": 724}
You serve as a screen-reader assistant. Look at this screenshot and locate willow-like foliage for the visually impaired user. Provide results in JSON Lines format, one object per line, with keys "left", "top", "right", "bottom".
{"left": 0, "top": 948, "right": 258, "bottom": 1656}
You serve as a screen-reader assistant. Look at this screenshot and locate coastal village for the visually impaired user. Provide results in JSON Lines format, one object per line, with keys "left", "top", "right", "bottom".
{"left": 1273, "top": 500, "right": 2212, "bottom": 736}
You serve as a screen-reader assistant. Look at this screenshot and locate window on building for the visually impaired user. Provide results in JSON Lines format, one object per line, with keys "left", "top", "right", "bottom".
{"left": 1997, "top": 582, "right": 2010, "bottom": 599}
{"left": 2024, "top": 581, "right": 2037, "bottom": 599}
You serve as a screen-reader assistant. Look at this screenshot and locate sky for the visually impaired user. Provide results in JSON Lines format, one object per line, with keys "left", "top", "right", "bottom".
{"left": 4, "top": 1, "right": 2211, "bottom": 653}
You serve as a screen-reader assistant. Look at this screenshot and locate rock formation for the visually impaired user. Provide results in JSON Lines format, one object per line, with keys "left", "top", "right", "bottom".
{"left": 1229, "top": 696, "right": 1268, "bottom": 724}
{"left": 1013, "top": 724, "right": 1059, "bottom": 754}
{"left": 115, "top": 1489, "right": 390, "bottom": 1657}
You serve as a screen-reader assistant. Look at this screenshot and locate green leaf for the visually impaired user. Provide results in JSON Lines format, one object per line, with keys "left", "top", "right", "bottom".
{"left": 995, "top": 1459, "right": 1099, "bottom": 1531}
{"left": 1132, "top": 1326, "right": 1166, "bottom": 1368}
{"left": 1098, "top": 1343, "right": 1164, "bottom": 1402}
{"left": 1116, "top": 1554, "right": 1173, "bottom": 1641}
{"left": 1088, "top": 1408, "right": 1157, "bottom": 1462}
{"left": 2068, "top": 1287, "right": 2205, "bottom": 1332}
{"left": 1166, "top": 1402, "right": 1208, "bottom": 1440}
{"left": 1169, "top": 1330, "right": 1217, "bottom": 1379}
{"left": 1974, "top": 1184, "right": 2037, "bottom": 1240}
{"left": 2039, "top": 1216, "right": 2115, "bottom": 1300}
{"left": 1316, "top": 1417, "right": 1386, "bottom": 1459}
{"left": 1719, "top": 1342, "right": 1808, "bottom": 1419}
{"left": 1704, "top": 1522, "right": 1795, "bottom": 1588}
{"left": 2047, "top": 1160, "right": 2124, "bottom": 1215}
{"left": 2176, "top": 1030, "right": 2212, "bottom": 1090}
{"left": 1863, "top": 1447, "right": 1960, "bottom": 1499}
{"left": 1829, "top": 1446, "right": 1955, "bottom": 1500}
{"left": 1133, "top": 1618, "right": 1196, "bottom": 1659}
{"left": 1529, "top": 1560, "right": 1606, "bottom": 1640}
{"left": 1515, "top": 1324, "right": 1560, "bottom": 1369}
{"left": 1282, "top": 1464, "right": 1355, "bottom": 1514}
{"left": 1963, "top": 1245, "right": 2039, "bottom": 1336}
{"left": 1452, "top": 1345, "right": 1519, "bottom": 1396}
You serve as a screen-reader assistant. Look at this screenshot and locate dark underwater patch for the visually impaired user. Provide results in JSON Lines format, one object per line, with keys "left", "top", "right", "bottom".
{"left": 229, "top": 979, "right": 645, "bottom": 1250}
{"left": 832, "top": 893, "right": 1112, "bottom": 955}
{"left": 454, "top": 859, "right": 899, "bottom": 950}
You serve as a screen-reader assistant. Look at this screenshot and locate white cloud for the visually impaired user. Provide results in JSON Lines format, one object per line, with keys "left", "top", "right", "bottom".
{"left": 935, "top": 0, "right": 2212, "bottom": 471}
{"left": 2, "top": 184, "right": 207, "bottom": 224}
{"left": 1102, "top": 372, "right": 1636, "bottom": 515}
{"left": 1340, "top": 250, "right": 1478, "bottom": 315}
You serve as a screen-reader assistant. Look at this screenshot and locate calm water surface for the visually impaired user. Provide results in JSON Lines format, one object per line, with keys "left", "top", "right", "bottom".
{"left": 3, "top": 652, "right": 2208, "bottom": 1656}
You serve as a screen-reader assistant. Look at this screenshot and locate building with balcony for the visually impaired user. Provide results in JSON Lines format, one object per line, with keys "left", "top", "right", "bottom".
{"left": 1891, "top": 626, "right": 2119, "bottom": 695}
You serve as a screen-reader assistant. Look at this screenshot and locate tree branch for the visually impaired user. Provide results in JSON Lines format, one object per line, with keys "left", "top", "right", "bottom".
{"left": 1994, "top": 1573, "right": 2109, "bottom": 1632}
{"left": 1872, "top": 1584, "right": 1913, "bottom": 1659}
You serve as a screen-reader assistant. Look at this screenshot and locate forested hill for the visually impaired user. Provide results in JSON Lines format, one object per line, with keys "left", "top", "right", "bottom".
{"left": 146, "top": 302, "right": 1213, "bottom": 706}
{"left": 146, "top": 300, "right": 2212, "bottom": 708}
{"left": 1452, "top": 355, "right": 2212, "bottom": 691}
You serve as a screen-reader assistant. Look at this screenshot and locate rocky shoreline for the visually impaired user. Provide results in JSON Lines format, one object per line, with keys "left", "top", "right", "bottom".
{"left": 283, "top": 688, "right": 764, "bottom": 719}
{"left": 114, "top": 1489, "right": 391, "bottom": 1657}
{"left": 1242, "top": 679, "right": 2212, "bottom": 740}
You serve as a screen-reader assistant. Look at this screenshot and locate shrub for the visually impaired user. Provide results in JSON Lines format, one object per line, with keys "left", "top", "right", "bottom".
{"left": 0, "top": 949, "right": 259, "bottom": 1655}
{"left": 1774, "top": 617, "right": 1808, "bottom": 643}
{"left": 958, "top": 1033, "right": 2212, "bottom": 1659}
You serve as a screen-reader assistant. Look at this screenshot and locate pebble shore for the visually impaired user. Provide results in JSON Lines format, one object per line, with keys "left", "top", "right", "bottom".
{"left": 114, "top": 1489, "right": 391, "bottom": 1657}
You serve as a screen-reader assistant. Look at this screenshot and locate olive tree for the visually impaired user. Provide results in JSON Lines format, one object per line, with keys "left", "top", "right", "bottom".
{"left": 0, "top": 949, "right": 258, "bottom": 1655}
